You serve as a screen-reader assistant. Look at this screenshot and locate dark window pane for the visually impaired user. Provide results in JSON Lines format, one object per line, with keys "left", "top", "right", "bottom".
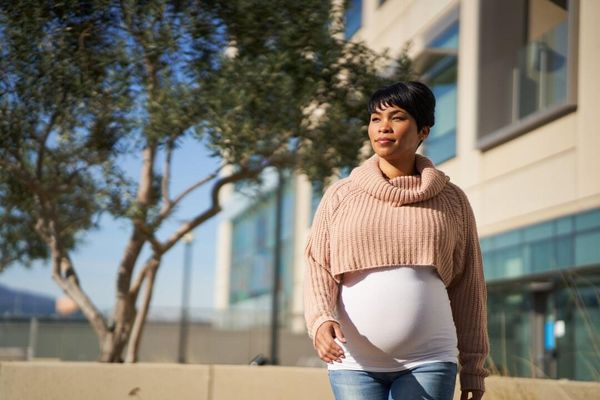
{"left": 555, "top": 235, "right": 575, "bottom": 268}
{"left": 575, "top": 208, "right": 600, "bottom": 231}
{"left": 575, "top": 230, "right": 600, "bottom": 267}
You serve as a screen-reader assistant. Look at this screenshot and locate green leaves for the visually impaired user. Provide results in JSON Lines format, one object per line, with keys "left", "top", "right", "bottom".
{"left": 0, "top": 0, "right": 412, "bottom": 271}
{"left": 203, "top": 0, "right": 413, "bottom": 183}
{"left": 0, "top": 0, "right": 130, "bottom": 269}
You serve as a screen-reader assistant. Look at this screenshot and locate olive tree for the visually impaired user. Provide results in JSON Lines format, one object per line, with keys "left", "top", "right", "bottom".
{"left": 0, "top": 0, "right": 411, "bottom": 362}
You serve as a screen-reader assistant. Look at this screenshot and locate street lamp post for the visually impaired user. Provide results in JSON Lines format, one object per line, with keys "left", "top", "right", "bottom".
{"left": 178, "top": 232, "right": 194, "bottom": 364}
{"left": 269, "top": 168, "right": 285, "bottom": 365}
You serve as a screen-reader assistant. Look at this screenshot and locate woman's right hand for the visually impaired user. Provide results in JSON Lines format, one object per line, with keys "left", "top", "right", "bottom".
{"left": 314, "top": 321, "right": 346, "bottom": 363}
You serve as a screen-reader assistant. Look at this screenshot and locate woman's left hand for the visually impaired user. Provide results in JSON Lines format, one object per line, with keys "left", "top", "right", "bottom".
{"left": 461, "top": 389, "right": 484, "bottom": 400}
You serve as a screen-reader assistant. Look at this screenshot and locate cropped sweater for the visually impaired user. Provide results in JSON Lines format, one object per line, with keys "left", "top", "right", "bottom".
{"left": 303, "top": 152, "right": 490, "bottom": 392}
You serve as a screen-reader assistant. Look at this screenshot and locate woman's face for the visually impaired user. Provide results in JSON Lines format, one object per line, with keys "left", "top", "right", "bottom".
{"left": 368, "top": 104, "right": 428, "bottom": 162}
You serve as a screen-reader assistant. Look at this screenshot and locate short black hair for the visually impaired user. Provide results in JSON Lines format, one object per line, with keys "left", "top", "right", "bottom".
{"left": 367, "top": 81, "right": 436, "bottom": 132}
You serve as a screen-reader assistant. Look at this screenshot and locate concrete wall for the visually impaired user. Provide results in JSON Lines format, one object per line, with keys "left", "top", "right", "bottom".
{"left": 0, "top": 319, "right": 319, "bottom": 366}
{"left": 1, "top": 362, "right": 599, "bottom": 400}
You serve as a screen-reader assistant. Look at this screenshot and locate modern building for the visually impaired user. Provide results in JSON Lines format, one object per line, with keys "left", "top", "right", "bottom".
{"left": 214, "top": 0, "right": 600, "bottom": 380}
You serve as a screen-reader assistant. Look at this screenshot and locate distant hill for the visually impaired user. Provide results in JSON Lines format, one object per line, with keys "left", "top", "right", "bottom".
{"left": 0, "top": 283, "right": 56, "bottom": 317}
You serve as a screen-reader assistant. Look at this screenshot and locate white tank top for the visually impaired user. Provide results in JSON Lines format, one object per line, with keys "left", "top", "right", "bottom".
{"left": 328, "top": 265, "right": 458, "bottom": 372}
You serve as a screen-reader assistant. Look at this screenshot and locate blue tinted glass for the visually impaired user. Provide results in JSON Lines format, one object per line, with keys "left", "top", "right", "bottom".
{"left": 497, "top": 246, "right": 525, "bottom": 278}
{"left": 424, "top": 55, "right": 457, "bottom": 165}
{"left": 495, "top": 231, "right": 521, "bottom": 249}
{"left": 575, "top": 230, "right": 600, "bottom": 267}
{"left": 575, "top": 208, "right": 600, "bottom": 231}
{"left": 529, "top": 239, "right": 556, "bottom": 272}
{"left": 431, "top": 78, "right": 457, "bottom": 138}
{"left": 429, "top": 21, "right": 459, "bottom": 49}
{"left": 424, "top": 131, "right": 455, "bottom": 165}
{"left": 345, "top": 0, "right": 362, "bottom": 39}
{"left": 481, "top": 208, "right": 600, "bottom": 281}
{"left": 523, "top": 221, "right": 553, "bottom": 242}
{"left": 482, "top": 251, "right": 497, "bottom": 280}
{"left": 556, "top": 216, "right": 574, "bottom": 234}
{"left": 229, "top": 177, "right": 296, "bottom": 304}
{"left": 480, "top": 237, "right": 493, "bottom": 252}
{"left": 555, "top": 236, "right": 574, "bottom": 268}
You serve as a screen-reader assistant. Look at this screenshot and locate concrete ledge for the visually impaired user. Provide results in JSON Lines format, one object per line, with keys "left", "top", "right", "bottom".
{"left": 211, "top": 365, "right": 331, "bottom": 400}
{"left": 0, "top": 362, "right": 210, "bottom": 400}
{"left": 484, "top": 376, "right": 599, "bottom": 400}
{"left": 1, "top": 361, "right": 599, "bottom": 400}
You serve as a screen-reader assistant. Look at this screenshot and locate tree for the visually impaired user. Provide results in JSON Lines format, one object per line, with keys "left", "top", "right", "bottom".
{"left": 0, "top": 0, "right": 411, "bottom": 362}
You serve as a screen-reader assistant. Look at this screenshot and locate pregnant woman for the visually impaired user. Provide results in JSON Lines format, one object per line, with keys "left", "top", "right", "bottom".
{"left": 303, "top": 81, "right": 489, "bottom": 400}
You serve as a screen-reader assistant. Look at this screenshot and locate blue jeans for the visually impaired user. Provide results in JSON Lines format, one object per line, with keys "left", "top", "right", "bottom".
{"left": 327, "top": 361, "right": 457, "bottom": 400}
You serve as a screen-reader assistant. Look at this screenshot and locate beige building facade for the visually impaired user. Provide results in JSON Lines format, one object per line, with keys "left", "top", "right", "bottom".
{"left": 215, "top": 0, "right": 600, "bottom": 379}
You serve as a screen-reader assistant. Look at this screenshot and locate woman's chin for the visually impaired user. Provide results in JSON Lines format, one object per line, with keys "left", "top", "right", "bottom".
{"left": 373, "top": 148, "right": 400, "bottom": 159}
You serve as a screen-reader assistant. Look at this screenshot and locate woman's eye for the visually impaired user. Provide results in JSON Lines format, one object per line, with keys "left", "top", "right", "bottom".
{"left": 371, "top": 117, "right": 380, "bottom": 122}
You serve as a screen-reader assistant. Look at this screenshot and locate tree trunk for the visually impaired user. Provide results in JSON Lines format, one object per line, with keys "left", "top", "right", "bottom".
{"left": 125, "top": 259, "right": 159, "bottom": 362}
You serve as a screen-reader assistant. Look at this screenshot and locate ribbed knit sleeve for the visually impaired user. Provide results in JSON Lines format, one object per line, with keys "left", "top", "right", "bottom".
{"left": 303, "top": 183, "right": 341, "bottom": 346}
{"left": 448, "top": 186, "right": 490, "bottom": 392}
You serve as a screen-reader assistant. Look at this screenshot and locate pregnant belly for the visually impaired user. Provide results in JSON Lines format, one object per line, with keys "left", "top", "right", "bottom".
{"left": 337, "top": 265, "right": 457, "bottom": 359}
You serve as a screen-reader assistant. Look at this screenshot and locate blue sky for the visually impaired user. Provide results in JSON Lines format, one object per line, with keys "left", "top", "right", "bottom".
{"left": 1, "top": 136, "right": 223, "bottom": 313}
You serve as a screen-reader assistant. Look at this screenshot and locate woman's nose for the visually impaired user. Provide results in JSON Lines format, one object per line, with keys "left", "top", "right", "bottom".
{"left": 378, "top": 119, "right": 392, "bottom": 132}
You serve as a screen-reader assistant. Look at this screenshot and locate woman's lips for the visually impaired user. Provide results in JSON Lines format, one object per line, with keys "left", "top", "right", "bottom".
{"left": 376, "top": 139, "right": 395, "bottom": 145}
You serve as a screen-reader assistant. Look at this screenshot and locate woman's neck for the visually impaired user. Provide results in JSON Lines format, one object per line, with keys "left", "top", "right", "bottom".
{"left": 378, "top": 153, "right": 418, "bottom": 179}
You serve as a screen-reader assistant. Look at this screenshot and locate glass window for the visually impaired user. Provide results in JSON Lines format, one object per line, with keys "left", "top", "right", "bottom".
{"left": 229, "top": 173, "right": 295, "bottom": 305}
{"left": 524, "top": 221, "right": 554, "bottom": 242}
{"left": 478, "top": 0, "right": 577, "bottom": 150}
{"left": 575, "top": 208, "right": 600, "bottom": 231}
{"left": 494, "top": 230, "right": 521, "bottom": 249}
{"left": 429, "top": 22, "right": 459, "bottom": 49}
{"left": 556, "top": 216, "right": 574, "bottom": 234}
{"left": 574, "top": 230, "right": 600, "bottom": 267}
{"left": 554, "top": 235, "right": 574, "bottom": 268}
{"left": 554, "top": 278, "right": 600, "bottom": 380}
{"left": 421, "top": 21, "right": 459, "bottom": 165}
{"left": 498, "top": 246, "right": 526, "bottom": 278}
{"left": 345, "top": 0, "right": 362, "bottom": 39}
{"left": 487, "top": 290, "right": 532, "bottom": 377}
{"left": 482, "top": 207, "right": 600, "bottom": 282}
{"left": 529, "top": 238, "right": 556, "bottom": 272}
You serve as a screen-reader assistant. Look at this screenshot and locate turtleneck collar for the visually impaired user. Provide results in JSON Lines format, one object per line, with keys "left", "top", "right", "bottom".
{"left": 349, "top": 152, "right": 450, "bottom": 207}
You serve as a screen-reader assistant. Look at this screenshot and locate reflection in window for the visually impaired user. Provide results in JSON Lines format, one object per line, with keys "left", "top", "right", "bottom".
{"left": 481, "top": 208, "right": 600, "bottom": 282}
{"left": 229, "top": 172, "right": 295, "bottom": 305}
{"left": 487, "top": 290, "right": 532, "bottom": 377}
{"left": 421, "top": 21, "right": 459, "bottom": 165}
{"left": 478, "top": 0, "right": 576, "bottom": 145}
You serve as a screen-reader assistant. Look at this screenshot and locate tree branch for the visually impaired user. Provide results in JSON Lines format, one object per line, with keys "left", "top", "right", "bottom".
{"left": 128, "top": 257, "right": 154, "bottom": 300}
{"left": 125, "top": 257, "right": 159, "bottom": 363}
{"left": 51, "top": 256, "right": 109, "bottom": 339}
{"left": 38, "top": 216, "right": 109, "bottom": 340}
{"left": 157, "top": 165, "right": 223, "bottom": 221}
{"left": 133, "top": 220, "right": 163, "bottom": 254}
{"left": 161, "top": 137, "right": 174, "bottom": 209}
{"left": 161, "top": 165, "right": 263, "bottom": 253}
{"left": 115, "top": 143, "right": 157, "bottom": 291}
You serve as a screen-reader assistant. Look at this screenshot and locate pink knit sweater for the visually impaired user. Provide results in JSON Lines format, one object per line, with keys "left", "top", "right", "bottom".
{"left": 303, "top": 152, "right": 490, "bottom": 392}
